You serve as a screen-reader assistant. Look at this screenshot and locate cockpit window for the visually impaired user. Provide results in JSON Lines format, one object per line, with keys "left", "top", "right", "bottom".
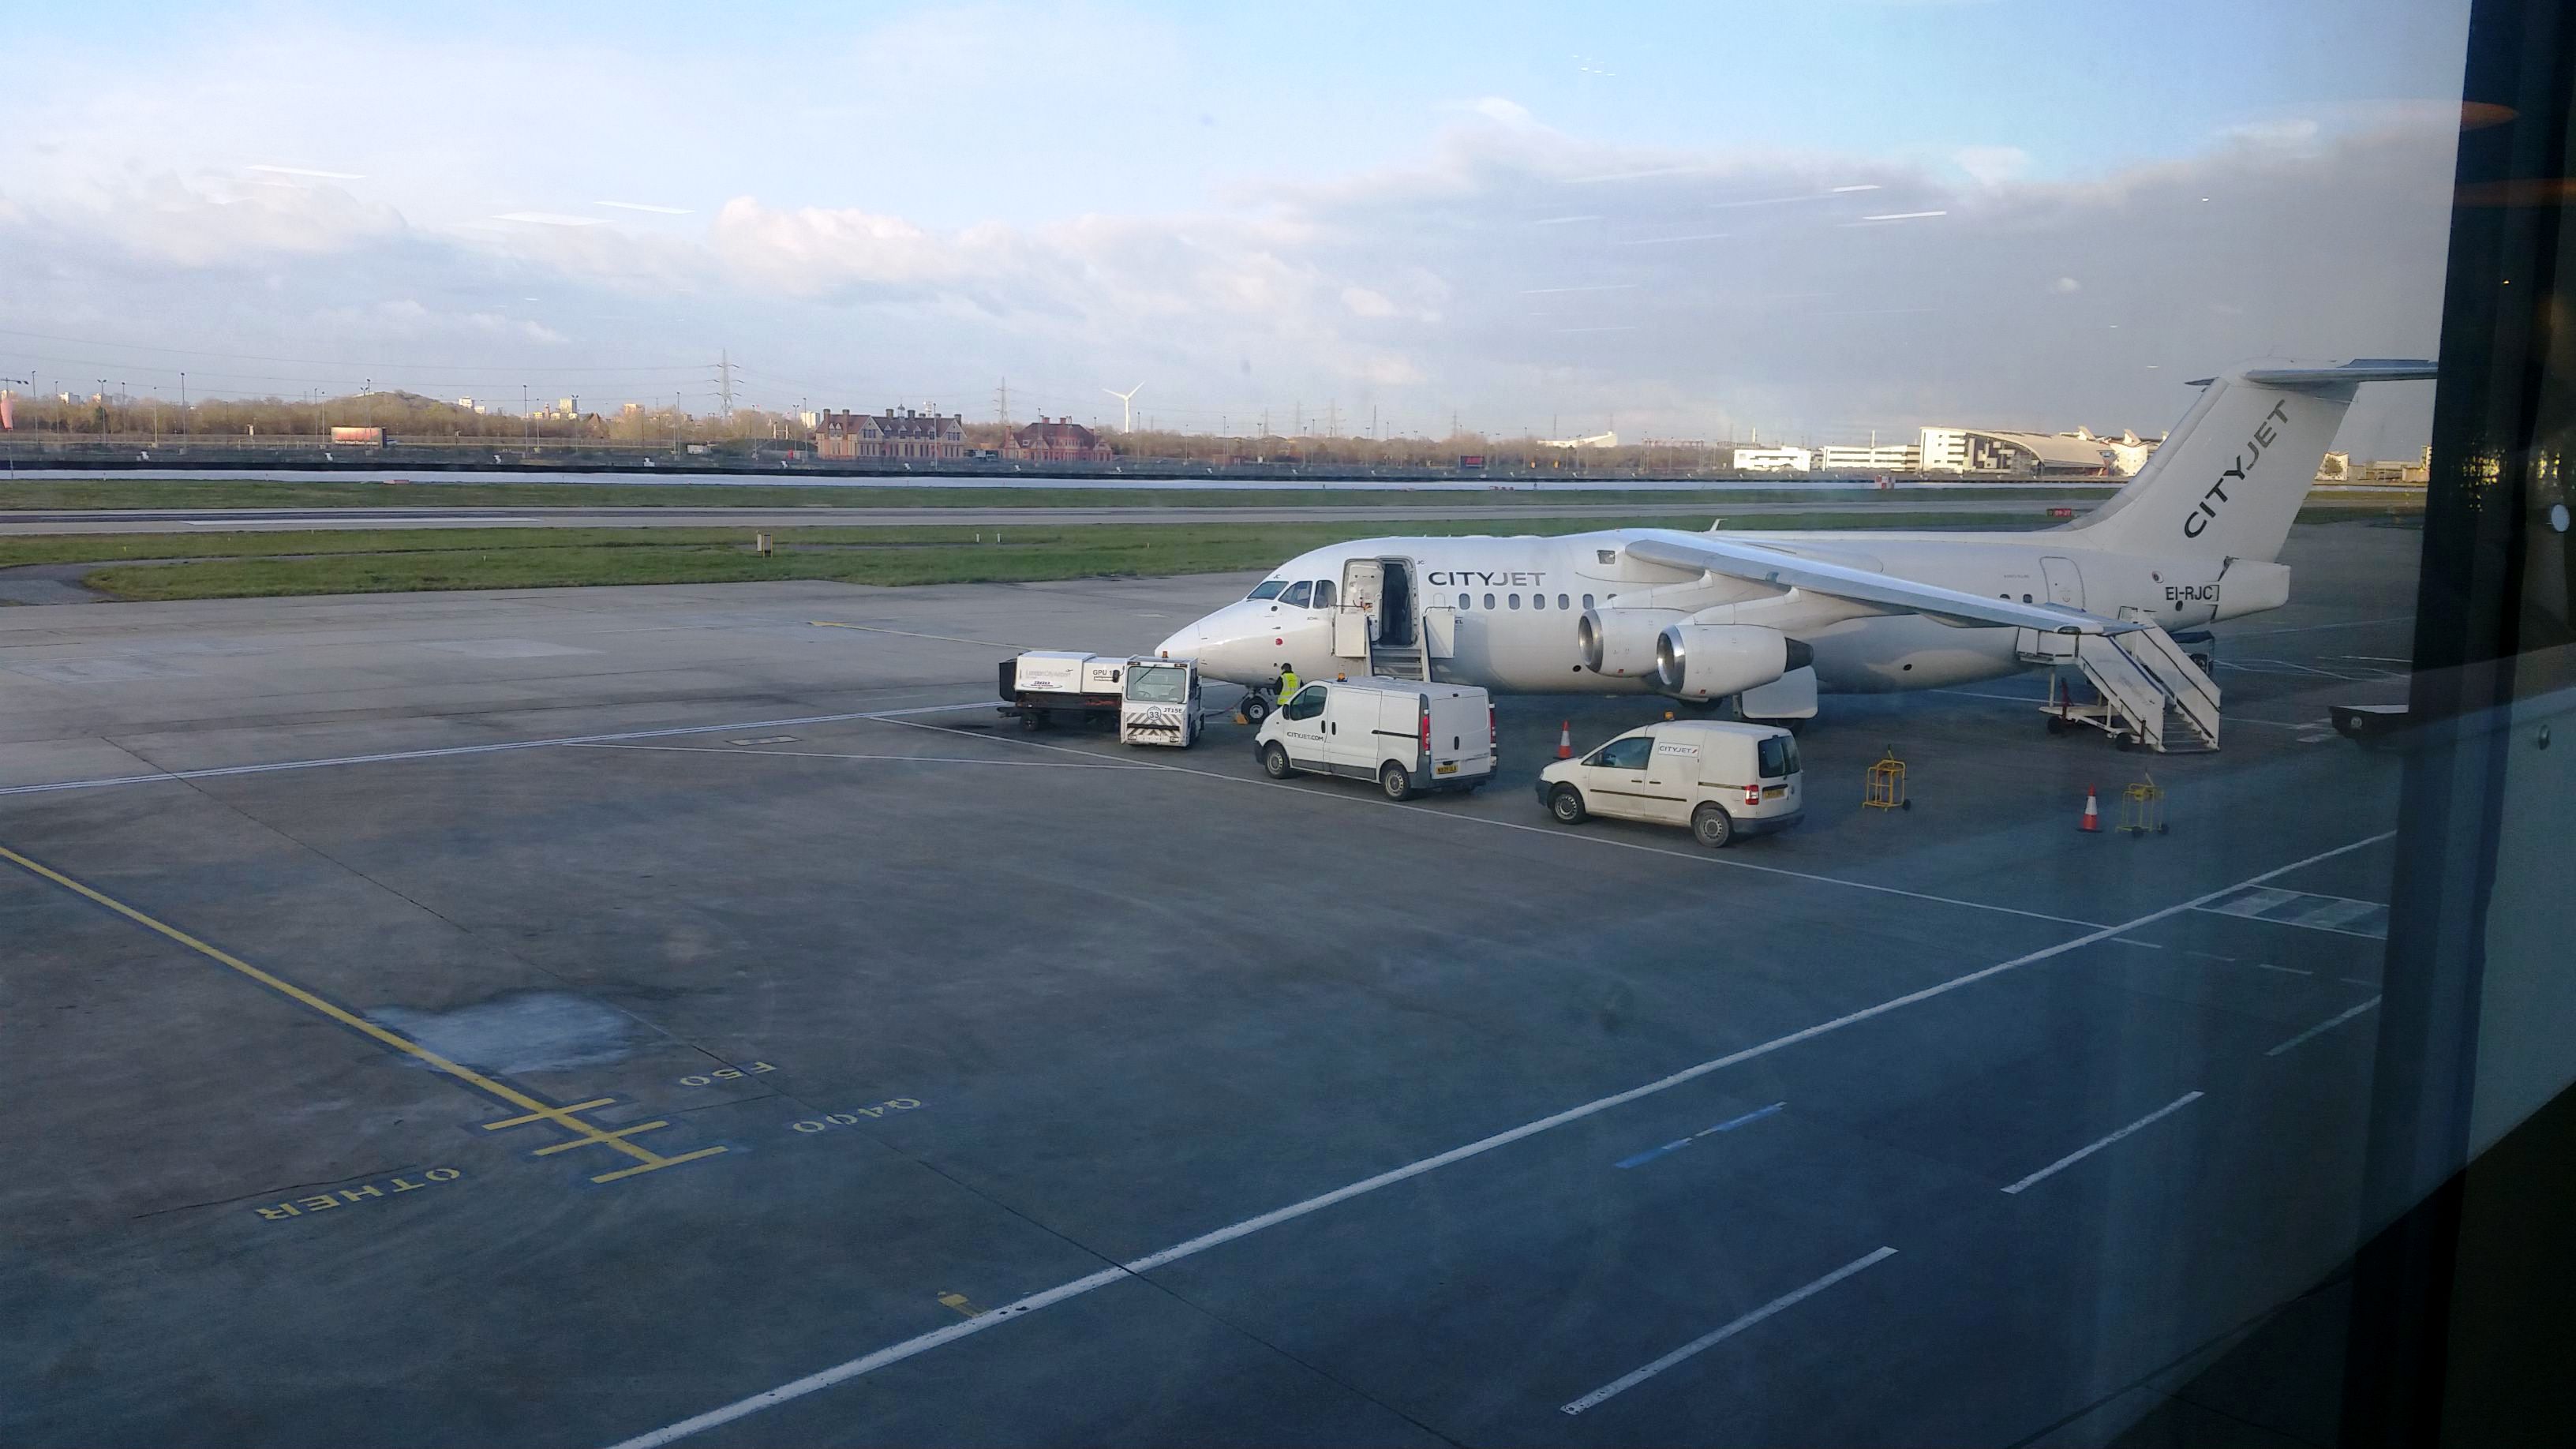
{"left": 1281, "top": 581, "right": 1313, "bottom": 608}
{"left": 1313, "top": 580, "right": 1336, "bottom": 608}
{"left": 1246, "top": 580, "right": 1286, "bottom": 601}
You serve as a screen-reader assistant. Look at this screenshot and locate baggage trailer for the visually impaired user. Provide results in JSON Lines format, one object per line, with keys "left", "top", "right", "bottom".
{"left": 998, "top": 651, "right": 1202, "bottom": 747}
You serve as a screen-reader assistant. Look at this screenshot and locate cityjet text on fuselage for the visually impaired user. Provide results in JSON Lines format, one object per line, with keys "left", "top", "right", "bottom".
{"left": 1425, "top": 568, "right": 1548, "bottom": 588}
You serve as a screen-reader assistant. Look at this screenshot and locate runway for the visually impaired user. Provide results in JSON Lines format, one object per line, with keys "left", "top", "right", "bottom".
{"left": 0, "top": 498, "right": 2093, "bottom": 537}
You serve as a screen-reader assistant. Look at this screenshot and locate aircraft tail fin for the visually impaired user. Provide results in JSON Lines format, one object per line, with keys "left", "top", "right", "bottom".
{"left": 2072, "top": 359, "right": 2433, "bottom": 562}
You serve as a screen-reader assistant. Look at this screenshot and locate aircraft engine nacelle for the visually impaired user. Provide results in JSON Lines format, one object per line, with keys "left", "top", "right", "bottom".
{"left": 1578, "top": 608, "right": 1685, "bottom": 677}
{"left": 1653, "top": 624, "right": 1813, "bottom": 700}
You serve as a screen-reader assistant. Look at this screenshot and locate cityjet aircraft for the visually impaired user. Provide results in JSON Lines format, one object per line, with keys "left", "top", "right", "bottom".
{"left": 1155, "top": 360, "right": 2432, "bottom": 741}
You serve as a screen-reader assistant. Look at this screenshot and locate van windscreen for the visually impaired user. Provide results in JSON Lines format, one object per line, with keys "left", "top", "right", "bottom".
{"left": 1758, "top": 736, "right": 1799, "bottom": 778}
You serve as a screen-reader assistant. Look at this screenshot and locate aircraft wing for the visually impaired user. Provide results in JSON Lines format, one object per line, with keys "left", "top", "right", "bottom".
{"left": 1623, "top": 530, "right": 2144, "bottom": 635}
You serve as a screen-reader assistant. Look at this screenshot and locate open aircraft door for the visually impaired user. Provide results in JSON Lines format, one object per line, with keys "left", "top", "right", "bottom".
{"left": 1335, "top": 558, "right": 1383, "bottom": 658}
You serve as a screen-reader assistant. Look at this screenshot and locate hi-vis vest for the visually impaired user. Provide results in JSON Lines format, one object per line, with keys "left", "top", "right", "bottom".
{"left": 1279, "top": 669, "right": 1301, "bottom": 699}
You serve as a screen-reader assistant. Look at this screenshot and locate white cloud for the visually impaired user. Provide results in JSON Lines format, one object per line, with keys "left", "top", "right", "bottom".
{"left": 1953, "top": 146, "right": 2031, "bottom": 185}
{"left": 2223, "top": 118, "right": 2325, "bottom": 149}
{"left": 0, "top": 84, "right": 2451, "bottom": 444}
{"left": 1342, "top": 286, "right": 1398, "bottom": 318}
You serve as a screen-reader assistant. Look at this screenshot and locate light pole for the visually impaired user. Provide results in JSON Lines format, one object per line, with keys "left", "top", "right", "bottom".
{"left": 179, "top": 372, "right": 187, "bottom": 438}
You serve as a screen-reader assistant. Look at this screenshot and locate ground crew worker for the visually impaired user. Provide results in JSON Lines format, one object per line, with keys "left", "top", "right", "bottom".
{"left": 1276, "top": 664, "right": 1301, "bottom": 704}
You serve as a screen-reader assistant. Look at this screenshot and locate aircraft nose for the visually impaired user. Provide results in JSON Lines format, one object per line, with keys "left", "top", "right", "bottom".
{"left": 1154, "top": 623, "right": 1205, "bottom": 660}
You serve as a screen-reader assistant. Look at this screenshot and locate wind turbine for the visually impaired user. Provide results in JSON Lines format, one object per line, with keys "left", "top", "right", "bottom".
{"left": 1104, "top": 383, "right": 1143, "bottom": 432}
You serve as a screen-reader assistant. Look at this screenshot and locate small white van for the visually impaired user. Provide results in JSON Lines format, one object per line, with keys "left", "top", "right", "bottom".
{"left": 1536, "top": 719, "right": 1803, "bottom": 848}
{"left": 1255, "top": 677, "right": 1496, "bottom": 799}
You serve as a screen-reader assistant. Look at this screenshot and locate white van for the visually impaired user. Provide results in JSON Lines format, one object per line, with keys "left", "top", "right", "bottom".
{"left": 1255, "top": 677, "right": 1495, "bottom": 799}
{"left": 1535, "top": 719, "right": 1803, "bottom": 848}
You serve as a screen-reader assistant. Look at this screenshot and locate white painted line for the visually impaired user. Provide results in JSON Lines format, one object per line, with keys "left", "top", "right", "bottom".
{"left": 1559, "top": 1248, "right": 1898, "bottom": 1416}
{"left": 2229, "top": 615, "right": 2412, "bottom": 638}
{"left": 2265, "top": 997, "right": 2383, "bottom": 1057}
{"left": 2194, "top": 885, "right": 2390, "bottom": 940}
{"left": 597, "top": 832, "right": 2389, "bottom": 1449}
{"left": 178, "top": 516, "right": 538, "bottom": 526}
{"left": 2248, "top": 962, "right": 2315, "bottom": 976}
{"left": 807, "top": 620, "right": 1034, "bottom": 650}
{"left": 2001, "top": 1091, "right": 2203, "bottom": 1195}
{"left": 0, "top": 699, "right": 996, "bottom": 798}
{"left": 874, "top": 716, "right": 2147, "bottom": 936}
{"left": 577, "top": 742, "right": 1155, "bottom": 771}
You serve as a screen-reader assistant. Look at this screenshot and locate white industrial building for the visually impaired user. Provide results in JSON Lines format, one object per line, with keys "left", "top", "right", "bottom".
{"left": 1732, "top": 444, "right": 1814, "bottom": 473}
{"left": 1817, "top": 443, "right": 1923, "bottom": 472}
{"left": 1916, "top": 425, "right": 2159, "bottom": 477}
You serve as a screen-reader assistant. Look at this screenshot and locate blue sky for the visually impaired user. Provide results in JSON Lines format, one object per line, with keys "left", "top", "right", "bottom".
{"left": 0, "top": 1, "right": 2468, "bottom": 448}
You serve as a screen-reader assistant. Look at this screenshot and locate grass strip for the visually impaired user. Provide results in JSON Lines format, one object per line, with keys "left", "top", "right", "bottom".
{"left": 27, "top": 501, "right": 2423, "bottom": 603}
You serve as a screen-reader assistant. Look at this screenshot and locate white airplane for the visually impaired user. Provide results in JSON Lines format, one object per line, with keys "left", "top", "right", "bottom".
{"left": 1155, "top": 360, "right": 2433, "bottom": 747}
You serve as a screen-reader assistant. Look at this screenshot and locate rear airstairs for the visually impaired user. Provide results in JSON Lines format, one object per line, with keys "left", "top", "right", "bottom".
{"left": 2020, "top": 614, "right": 2222, "bottom": 752}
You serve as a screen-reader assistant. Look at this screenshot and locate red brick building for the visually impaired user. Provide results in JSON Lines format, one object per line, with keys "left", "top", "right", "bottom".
{"left": 1005, "top": 417, "right": 1114, "bottom": 464}
{"left": 814, "top": 407, "right": 968, "bottom": 460}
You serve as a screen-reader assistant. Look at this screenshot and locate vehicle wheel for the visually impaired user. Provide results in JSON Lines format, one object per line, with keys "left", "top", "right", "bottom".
{"left": 1900, "top": 799, "right": 1914, "bottom": 811}
{"left": 1241, "top": 693, "right": 1271, "bottom": 724}
{"left": 2046, "top": 716, "right": 2068, "bottom": 736}
{"left": 1380, "top": 762, "right": 1413, "bottom": 800}
{"left": 2189, "top": 653, "right": 2213, "bottom": 672}
{"left": 1019, "top": 710, "right": 1043, "bottom": 732}
{"left": 1261, "top": 743, "right": 1292, "bottom": 780}
{"left": 1691, "top": 803, "right": 1735, "bottom": 848}
{"left": 1549, "top": 786, "right": 1586, "bottom": 823}
{"left": 2115, "top": 733, "right": 2138, "bottom": 752}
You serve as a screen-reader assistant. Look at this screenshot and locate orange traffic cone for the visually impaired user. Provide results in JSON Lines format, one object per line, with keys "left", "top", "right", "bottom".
{"left": 1556, "top": 721, "right": 1574, "bottom": 759}
{"left": 2078, "top": 785, "right": 2101, "bottom": 833}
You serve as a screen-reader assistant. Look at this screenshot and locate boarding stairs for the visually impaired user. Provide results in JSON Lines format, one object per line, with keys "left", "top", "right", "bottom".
{"left": 1335, "top": 558, "right": 1449, "bottom": 683}
{"left": 2021, "top": 614, "right": 2221, "bottom": 752}
{"left": 1368, "top": 613, "right": 1431, "bottom": 681}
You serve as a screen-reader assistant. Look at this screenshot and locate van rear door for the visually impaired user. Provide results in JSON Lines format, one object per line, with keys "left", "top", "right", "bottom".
{"left": 1756, "top": 732, "right": 1800, "bottom": 807}
{"left": 1423, "top": 688, "right": 1488, "bottom": 781}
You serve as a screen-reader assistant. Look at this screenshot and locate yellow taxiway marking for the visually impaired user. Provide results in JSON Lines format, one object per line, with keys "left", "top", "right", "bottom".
{"left": 936, "top": 1292, "right": 985, "bottom": 1319}
{"left": 532, "top": 1121, "right": 672, "bottom": 1155}
{"left": 0, "top": 842, "right": 725, "bottom": 1186}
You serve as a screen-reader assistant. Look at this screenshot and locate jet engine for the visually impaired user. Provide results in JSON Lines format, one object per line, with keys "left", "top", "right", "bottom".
{"left": 1653, "top": 624, "right": 1813, "bottom": 700}
{"left": 1578, "top": 608, "right": 1684, "bottom": 677}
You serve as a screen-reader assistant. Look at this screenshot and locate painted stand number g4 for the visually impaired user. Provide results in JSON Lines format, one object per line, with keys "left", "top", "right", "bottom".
{"left": 680, "top": 1061, "right": 777, "bottom": 1087}
{"left": 792, "top": 1099, "right": 923, "bottom": 1133}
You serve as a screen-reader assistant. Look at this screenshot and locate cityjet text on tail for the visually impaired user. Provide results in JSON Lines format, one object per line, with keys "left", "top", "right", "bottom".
{"left": 1155, "top": 360, "right": 2433, "bottom": 740}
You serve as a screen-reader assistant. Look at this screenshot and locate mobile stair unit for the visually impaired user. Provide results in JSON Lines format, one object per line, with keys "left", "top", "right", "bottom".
{"left": 2021, "top": 613, "right": 2222, "bottom": 752}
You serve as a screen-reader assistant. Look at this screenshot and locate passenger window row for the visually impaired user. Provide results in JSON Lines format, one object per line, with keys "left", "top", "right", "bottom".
{"left": 1454, "top": 592, "right": 1588, "bottom": 612}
